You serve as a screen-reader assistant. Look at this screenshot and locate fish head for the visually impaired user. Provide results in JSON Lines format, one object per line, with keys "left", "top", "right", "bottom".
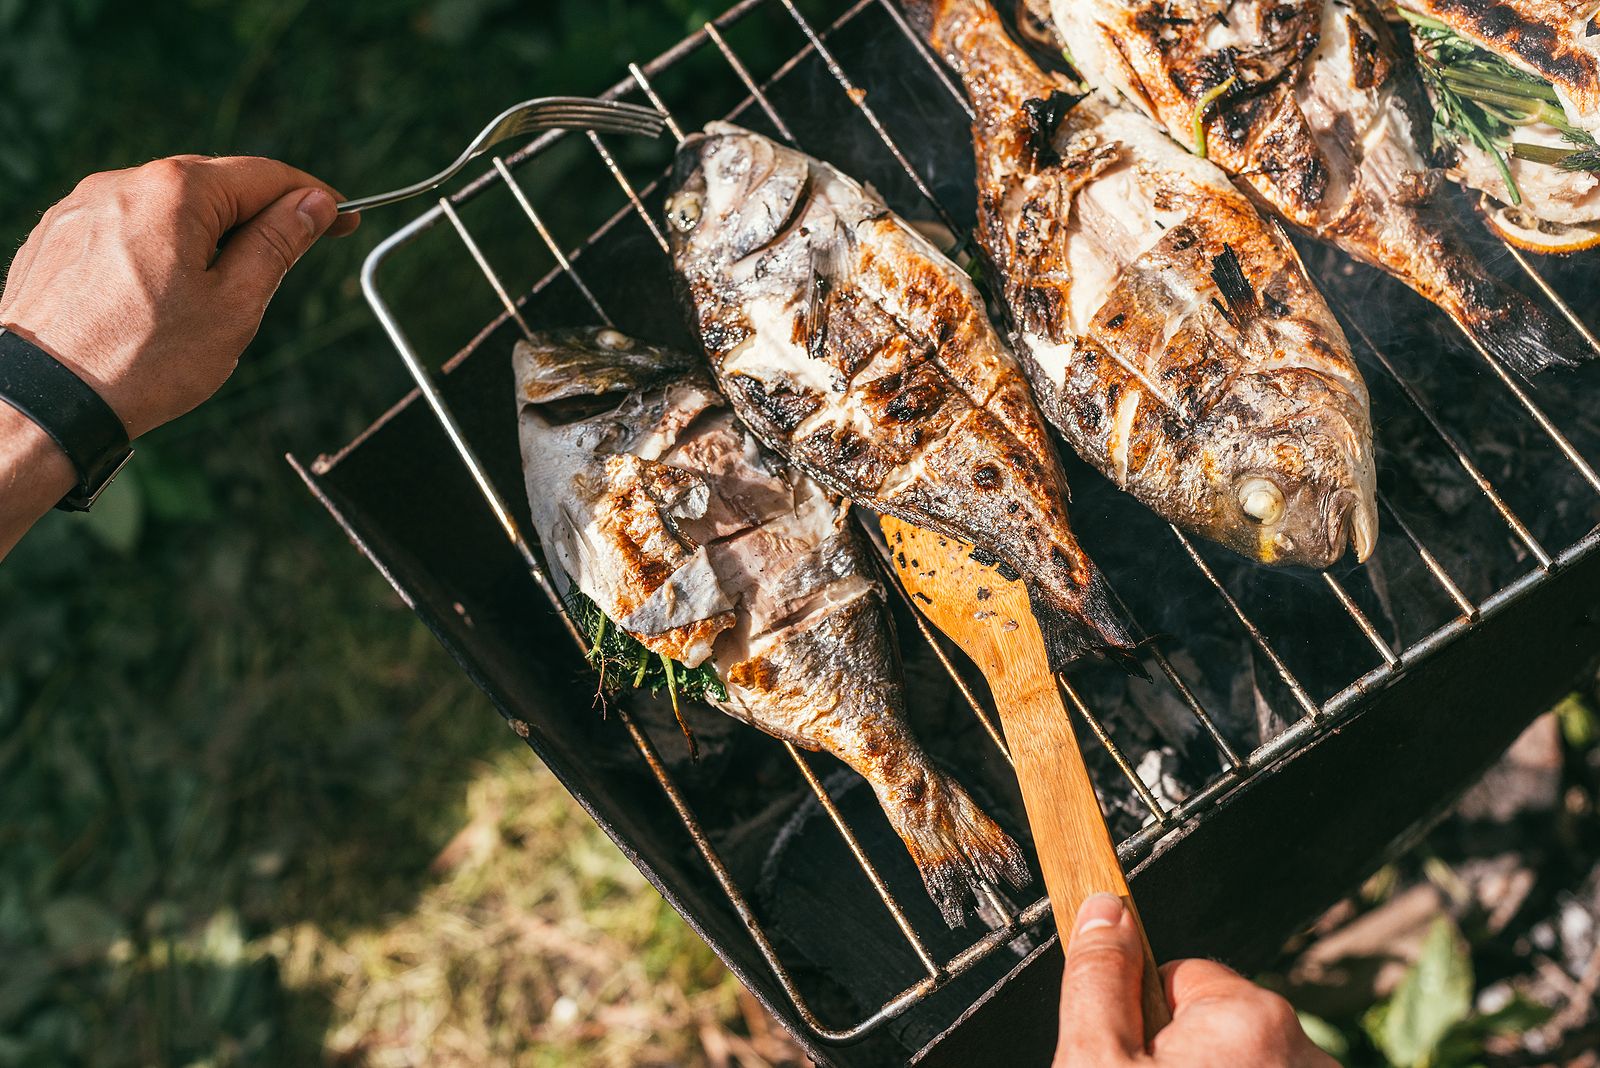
{"left": 1194, "top": 371, "right": 1378, "bottom": 569}
{"left": 666, "top": 122, "right": 810, "bottom": 265}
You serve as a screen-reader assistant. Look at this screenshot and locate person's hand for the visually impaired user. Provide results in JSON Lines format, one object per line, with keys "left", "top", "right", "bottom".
{"left": 0, "top": 155, "right": 359, "bottom": 439}
{"left": 1055, "top": 894, "right": 1337, "bottom": 1067}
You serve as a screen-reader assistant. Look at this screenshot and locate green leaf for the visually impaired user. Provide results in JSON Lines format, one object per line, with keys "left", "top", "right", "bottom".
{"left": 1554, "top": 693, "right": 1599, "bottom": 750}
{"left": 1297, "top": 1012, "right": 1350, "bottom": 1062}
{"left": 1365, "top": 916, "right": 1475, "bottom": 1068}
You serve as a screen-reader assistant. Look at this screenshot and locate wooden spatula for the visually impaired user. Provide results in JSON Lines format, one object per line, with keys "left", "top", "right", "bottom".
{"left": 880, "top": 515, "right": 1170, "bottom": 1042}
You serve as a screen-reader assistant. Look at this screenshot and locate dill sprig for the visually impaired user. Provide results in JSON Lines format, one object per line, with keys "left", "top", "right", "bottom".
{"left": 566, "top": 589, "right": 727, "bottom": 711}
{"left": 1401, "top": 7, "right": 1600, "bottom": 206}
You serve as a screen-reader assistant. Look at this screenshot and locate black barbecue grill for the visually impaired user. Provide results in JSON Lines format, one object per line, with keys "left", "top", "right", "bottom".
{"left": 289, "top": 2, "right": 1600, "bottom": 1064}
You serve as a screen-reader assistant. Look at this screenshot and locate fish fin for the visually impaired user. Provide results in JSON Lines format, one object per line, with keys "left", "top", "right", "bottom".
{"left": 881, "top": 770, "right": 1030, "bottom": 927}
{"left": 804, "top": 239, "right": 846, "bottom": 363}
{"left": 1025, "top": 571, "right": 1146, "bottom": 678}
{"left": 1209, "top": 243, "right": 1258, "bottom": 328}
{"left": 1020, "top": 90, "right": 1087, "bottom": 168}
{"left": 1450, "top": 281, "right": 1587, "bottom": 377}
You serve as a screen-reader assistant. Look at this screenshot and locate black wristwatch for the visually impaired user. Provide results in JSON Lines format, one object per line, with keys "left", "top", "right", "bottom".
{"left": 0, "top": 327, "right": 133, "bottom": 511}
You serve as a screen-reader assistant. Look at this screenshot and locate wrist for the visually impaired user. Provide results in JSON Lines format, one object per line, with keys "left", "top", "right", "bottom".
{"left": 0, "top": 316, "right": 144, "bottom": 439}
{"left": 0, "top": 400, "right": 78, "bottom": 549}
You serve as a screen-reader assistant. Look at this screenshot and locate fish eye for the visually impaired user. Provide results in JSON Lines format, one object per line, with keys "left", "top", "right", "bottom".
{"left": 1238, "top": 477, "right": 1285, "bottom": 525}
{"left": 666, "top": 192, "right": 703, "bottom": 232}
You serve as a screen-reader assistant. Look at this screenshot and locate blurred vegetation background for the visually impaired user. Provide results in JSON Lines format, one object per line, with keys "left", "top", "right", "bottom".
{"left": 0, "top": 1, "right": 794, "bottom": 1065}
{"left": 5, "top": 2, "right": 1600, "bottom": 1067}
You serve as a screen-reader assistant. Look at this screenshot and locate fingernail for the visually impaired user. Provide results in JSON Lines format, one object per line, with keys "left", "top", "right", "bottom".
{"left": 296, "top": 188, "right": 336, "bottom": 234}
{"left": 1075, "top": 893, "right": 1124, "bottom": 934}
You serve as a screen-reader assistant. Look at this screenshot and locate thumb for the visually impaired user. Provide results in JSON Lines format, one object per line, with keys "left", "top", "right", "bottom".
{"left": 1056, "top": 894, "right": 1145, "bottom": 1065}
{"left": 211, "top": 187, "right": 338, "bottom": 303}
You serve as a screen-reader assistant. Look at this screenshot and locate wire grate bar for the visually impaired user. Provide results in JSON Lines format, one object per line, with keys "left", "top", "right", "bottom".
{"left": 1321, "top": 573, "right": 1400, "bottom": 668}
{"left": 629, "top": 62, "right": 687, "bottom": 142}
{"left": 1377, "top": 493, "right": 1477, "bottom": 621}
{"left": 872, "top": 0, "right": 975, "bottom": 119}
{"left": 439, "top": 199, "right": 534, "bottom": 342}
{"left": 784, "top": 743, "right": 944, "bottom": 976}
{"left": 776, "top": 0, "right": 962, "bottom": 233}
{"left": 491, "top": 157, "right": 614, "bottom": 327}
{"left": 587, "top": 131, "right": 671, "bottom": 254}
{"left": 1170, "top": 525, "right": 1323, "bottom": 721}
{"left": 1339, "top": 308, "right": 1554, "bottom": 570}
{"left": 1450, "top": 325, "right": 1600, "bottom": 499}
{"left": 1058, "top": 675, "right": 1170, "bottom": 821}
{"left": 705, "top": 22, "right": 801, "bottom": 145}
{"left": 1102, "top": 580, "right": 1243, "bottom": 770}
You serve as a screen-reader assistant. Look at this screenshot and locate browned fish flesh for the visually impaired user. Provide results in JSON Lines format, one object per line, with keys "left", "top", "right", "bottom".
{"left": 664, "top": 123, "right": 1139, "bottom": 669}
{"left": 514, "top": 327, "right": 1027, "bottom": 923}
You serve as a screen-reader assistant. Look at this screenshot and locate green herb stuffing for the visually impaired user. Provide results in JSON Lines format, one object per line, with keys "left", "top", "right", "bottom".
{"left": 1402, "top": 8, "right": 1600, "bottom": 207}
{"left": 567, "top": 589, "right": 727, "bottom": 706}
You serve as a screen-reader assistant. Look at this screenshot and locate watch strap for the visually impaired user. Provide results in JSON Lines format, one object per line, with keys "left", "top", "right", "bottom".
{"left": 0, "top": 327, "right": 133, "bottom": 511}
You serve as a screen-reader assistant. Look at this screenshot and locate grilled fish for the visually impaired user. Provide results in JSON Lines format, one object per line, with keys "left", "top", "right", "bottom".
{"left": 514, "top": 327, "right": 1028, "bottom": 924}
{"left": 909, "top": 0, "right": 1378, "bottom": 567}
{"left": 665, "top": 123, "right": 1137, "bottom": 669}
{"left": 1050, "top": 0, "right": 1589, "bottom": 373}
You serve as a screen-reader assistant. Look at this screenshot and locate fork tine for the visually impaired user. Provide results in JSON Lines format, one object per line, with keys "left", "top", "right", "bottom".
{"left": 515, "top": 108, "right": 664, "bottom": 138}
{"left": 528, "top": 103, "right": 665, "bottom": 129}
{"left": 337, "top": 97, "right": 665, "bottom": 214}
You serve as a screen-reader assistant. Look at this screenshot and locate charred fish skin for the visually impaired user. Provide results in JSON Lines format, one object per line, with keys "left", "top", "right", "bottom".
{"left": 514, "top": 328, "right": 1027, "bottom": 924}
{"left": 907, "top": 0, "right": 1378, "bottom": 568}
{"left": 1050, "top": 0, "right": 1588, "bottom": 375}
{"left": 664, "top": 123, "right": 1140, "bottom": 670}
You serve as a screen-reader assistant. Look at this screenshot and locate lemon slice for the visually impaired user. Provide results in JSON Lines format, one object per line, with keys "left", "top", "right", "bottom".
{"left": 1481, "top": 199, "right": 1600, "bottom": 254}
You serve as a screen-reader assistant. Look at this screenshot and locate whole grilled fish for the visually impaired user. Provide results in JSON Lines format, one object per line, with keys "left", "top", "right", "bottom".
{"left": 1050, "top": 0, "right": 1589, "bottom": 374}
{"left": 664, "top": 123, "right": 1137, "bottom": 669}
{"left": 514, "top": 327, "right": 1027, "bottom": 924}
{"left": 909, "top": 0, "right": 1378, "bottom": 567}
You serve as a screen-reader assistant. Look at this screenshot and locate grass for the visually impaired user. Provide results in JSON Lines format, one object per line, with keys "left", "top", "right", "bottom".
{"left": 0, "top": 1, "right": 803, "bottom": 1064}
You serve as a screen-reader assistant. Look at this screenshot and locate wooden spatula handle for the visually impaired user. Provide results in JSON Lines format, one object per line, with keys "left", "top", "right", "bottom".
{"left": 993, "top": 669, "right": 1171, "bottom": 1041}
{"left": 875, "top": 516, "right": 1168, "bottom": 1041}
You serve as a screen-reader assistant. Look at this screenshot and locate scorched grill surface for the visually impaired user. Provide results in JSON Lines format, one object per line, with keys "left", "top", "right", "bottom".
{"left": 291, "top": 2, "right": 1600, "bottom": 1064}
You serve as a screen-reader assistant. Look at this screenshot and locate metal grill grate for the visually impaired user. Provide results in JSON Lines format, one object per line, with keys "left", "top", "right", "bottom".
{"left": 352, "top": 0, "right": 1600, "bottom": 1045}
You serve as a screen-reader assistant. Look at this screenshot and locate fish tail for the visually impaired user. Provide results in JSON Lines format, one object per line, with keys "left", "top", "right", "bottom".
{"left": 1025, "top": 565, "right": 1144, "bottom": 676}
{"left": 881, "top": 769, "right": 1030, "bottom": 927}
{"left": 1444, "top": 277, "right": 1586, "bottom": 377}
{"left": 1376, "top": 211, "right": 1588, "bottom": 376}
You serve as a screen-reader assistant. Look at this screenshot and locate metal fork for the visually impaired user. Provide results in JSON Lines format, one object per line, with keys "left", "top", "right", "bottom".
{"left": 337, "top": 97, "right": 666, "bottom": 213}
